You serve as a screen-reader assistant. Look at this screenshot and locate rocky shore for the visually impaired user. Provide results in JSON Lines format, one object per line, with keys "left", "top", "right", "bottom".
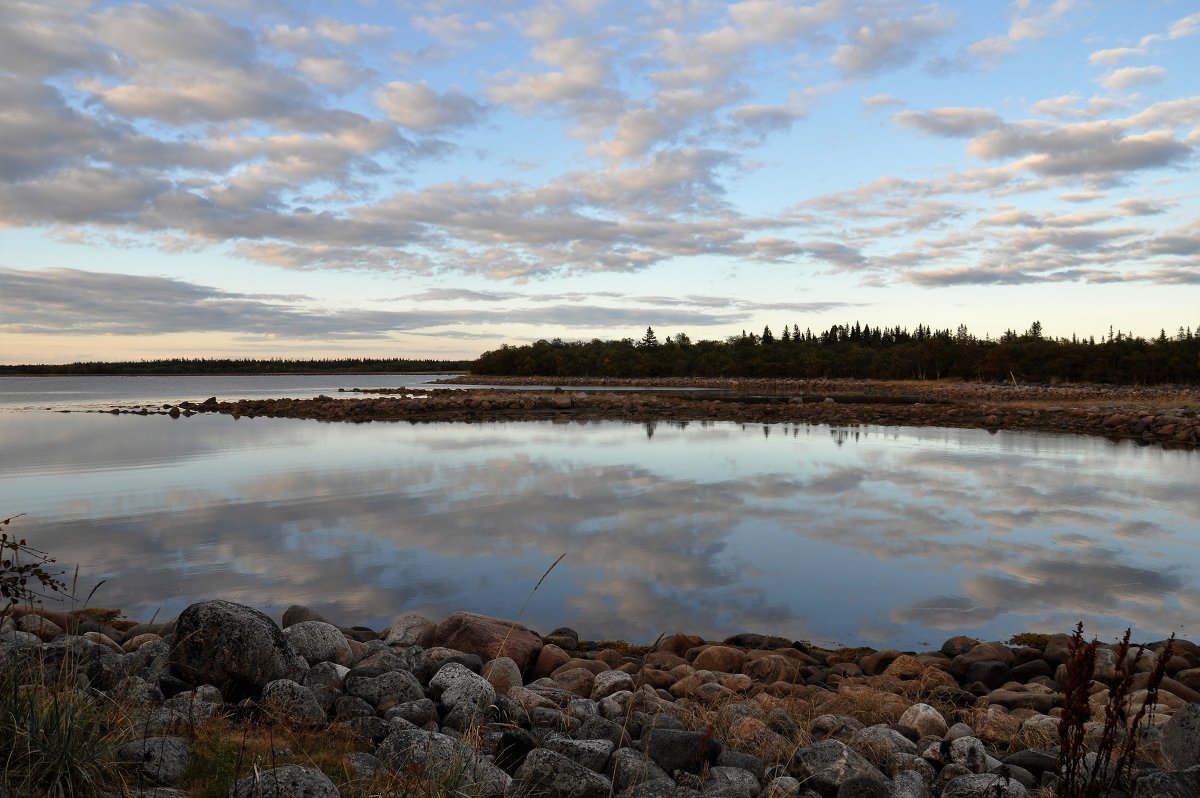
{"left": 82, "top": 378, "right": 1200, "bottom": 449}
{"left": 4, "top": 602, "right": 1200, "bottom": 797}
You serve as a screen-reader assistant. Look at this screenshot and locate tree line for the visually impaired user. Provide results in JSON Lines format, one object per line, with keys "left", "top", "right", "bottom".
{"left": 471, "top": 322, "right": 1200, "bottom": 385}
{"left": 0, "top": 357, "right": 472, "bottom": 375}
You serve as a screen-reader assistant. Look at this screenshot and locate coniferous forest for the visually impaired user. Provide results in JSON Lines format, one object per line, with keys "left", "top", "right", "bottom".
{"left": 471, "top": 322, "right": 1200, "bottom": 385}
{"left": 0, "top": 357, "right": 473, "bottom": 376}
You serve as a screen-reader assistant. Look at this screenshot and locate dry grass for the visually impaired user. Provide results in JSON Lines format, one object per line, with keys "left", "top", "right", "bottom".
{"left": 178, "top": 716, "right": 358, "bottom": 797}
{"left": 0, "top": 655, "right": 135, "bottom": 797}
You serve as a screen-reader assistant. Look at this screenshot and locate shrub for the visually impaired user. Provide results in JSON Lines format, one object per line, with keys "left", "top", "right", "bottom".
{"left": 1057, "top": 623, "right": 1174, "bottom": 798}
{"left": 1, "top": 513, "right": 70, "bottom": 621}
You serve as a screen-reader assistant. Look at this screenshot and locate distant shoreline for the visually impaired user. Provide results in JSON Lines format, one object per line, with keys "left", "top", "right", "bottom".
{"left": 0, "top": 359, "right": 472, "bottom": 376}
{"left": 0, "top": 370, "right": 467, "bottom": 376}
{"left": 83, "top": 378, "right": 1200, "bottom": 449}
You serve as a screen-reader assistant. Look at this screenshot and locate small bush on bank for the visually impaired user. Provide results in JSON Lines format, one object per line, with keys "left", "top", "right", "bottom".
{"left": 1057, "top": 623, "right": 1174, "bottom": 798}
{"left": 1, "top": 513, "right": 70, "bottom": 623}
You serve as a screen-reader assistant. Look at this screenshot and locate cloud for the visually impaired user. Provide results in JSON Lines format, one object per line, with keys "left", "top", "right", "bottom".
{"left": 965, "top": 119, "right": 1191, "bottom": 181}
{"left": 92, "top": 3, "right": 256, "bottom": 69}
{"left": 1101, "top": 66, "right": 1167, "bottom": 91}
{"left": 831, "top": 10, "right": 956, "bottom": 77}
{"left": 1030, "top": 94, "right": 1124, "bottom": 121}
{"left": 0, "top": 1, "right": 104, "bottom": 78}
{"left": 730, "top": 103, "right": 804, "bottom": 137}
{"left": 893, "top": 107, "right": 1003, "bottom": 137}
{"left": 861, "top": 93, "right": 903, "bottom": 109}
{"left": 1168, "top": 12, "right": 1200, "bottom": 39}
{"left": 375, "top": 82, "right": 487, "bottom": 131}
{"left": 313, "top": 18, "right": 390, "bottom": 46}
{"left": 0, "top": 0, "right": 1194, "bottom": 298}
{"left": 0, "top": 77, "right": 117, "bottom": 181}
{"left": 411, "top": 288, "right": 522, "bottom": 302}
{"left": 1088, "top": 47, "right": 1145, "bottom": 66}
{"left": 0, "top": 267, "right": 746, "bottom": 339}
{"left": 967, "top": 0, "right": 1078, "bottom": 65}
{"left": 413, "top": 13, "right": 496, "bottom": 47}
{"left": 297, "top": 56, "right": 373, "bottom": 89}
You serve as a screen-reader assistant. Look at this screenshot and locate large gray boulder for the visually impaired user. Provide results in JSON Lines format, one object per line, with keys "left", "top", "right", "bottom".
{"left": 1161, "top": 702, "right": 1200, "bottom": 770}
{"left": 1134, "top": 765, "right": 1200, "bottom": 798}
{"left": 169, "top": 600, "right": 306, "bottom": 699}
{"left": 430, "top": 661, "right": 496, "bottom": 730}
{"left": 643, "top": 727, "right": 723, "bottom": 775}
{"left": 261, "top": 679, "right": 327, "bottom": 728}
{"left": 346, "top": 669, "right": 423, "bottom": 708}
{"left": 119, "top": 736, "right": 192, "bottom": 786}
{"left": 788, "top": 740, "right": 886, "bottom": 798}
{"left": 228, "top": 764, "right": 340, "bottom": 797}
{"left": 385, "top": 613, "right": 437, "bottom": 647}
{"left": 282, "top": 621, "right": 354, "bottom": 667}
{"left": 543, "top": 732, "right": 614, "bottom": 772}
{"left": 609, "top": 748, "right": 670, "bottom": 791}
{"left": 375, "top": 728, "right": 511, "bottom": 796}
{"left": 514, "top": 748, "right": 613, "bottom": 798}
{"left": 940, "top": 773, "right": 1028, "bottom": 798}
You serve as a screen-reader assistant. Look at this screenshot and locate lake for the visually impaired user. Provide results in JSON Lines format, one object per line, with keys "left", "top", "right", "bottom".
{"left": 1, "top": 375, "right": 1197, "bottom": 649}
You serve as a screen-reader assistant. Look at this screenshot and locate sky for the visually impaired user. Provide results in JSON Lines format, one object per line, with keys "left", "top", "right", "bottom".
{"left": 1, "top": 0, "right": 1198, "bottom": 364}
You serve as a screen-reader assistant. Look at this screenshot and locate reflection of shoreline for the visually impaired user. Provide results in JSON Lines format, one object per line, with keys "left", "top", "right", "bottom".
{"left": 83, "top": 378, "right": 1200, "bottom": 449}
{"left": 6, "top": 410, "right": 1197, "bottom": 650}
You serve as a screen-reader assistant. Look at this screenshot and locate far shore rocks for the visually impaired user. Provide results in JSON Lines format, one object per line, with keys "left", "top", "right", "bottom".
{"left": 83, "top": 377, "right": 1199, "bottom": 449}
{"left": 4, "top": 600, "right": 1200, "bottom": 797}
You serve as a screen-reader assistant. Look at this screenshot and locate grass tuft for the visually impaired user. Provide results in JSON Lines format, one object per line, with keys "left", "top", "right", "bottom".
{"left": 0, "top": 654, "right": 133, "bottom": 797}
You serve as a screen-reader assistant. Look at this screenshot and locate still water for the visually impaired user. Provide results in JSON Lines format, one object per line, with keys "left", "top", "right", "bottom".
{"left": 1, "top": 376, "right": 1197, "bottom": 649}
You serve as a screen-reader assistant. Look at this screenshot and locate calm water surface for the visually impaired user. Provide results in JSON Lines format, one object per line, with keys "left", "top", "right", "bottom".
{"left": 1, "top": 376, "right": 1196, "bottom": 648}
{"left": 0, "top": 373, "right": 462, "bottom": 411}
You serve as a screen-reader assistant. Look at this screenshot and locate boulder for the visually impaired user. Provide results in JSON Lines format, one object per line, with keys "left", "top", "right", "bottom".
{"left": 788, "top": 740, "right": 886, "bottom": 798}
{"left": 533, "top": 644, "right": 572, "bottom": 679}
{"left": 384, "top": 613, "right": 437, "bottom": 647}
{"left": 282, "top": 621, "right": 354, "bottom": 667}
{"left": 376, "top": 728, "right": 511, "bottom": 796}
{"left": 832, "top": 778, "right": 889, "bottom": 798}
{"left": 759, "top": 776, "right": 809, "bottom": 798}
{"left": 609, "top": 747, "right": 670, "bottom": 791}
{"left": 693, "top": 646, "right": 747, "bottom": 674}
{"left": 430, "top": 661, "right": 497, "bottom": 729}
{"left": 514, "top": 748, "right": 613, "bottom": 798}
{"left": 1161, "top": 702, "right": 1200, "bottom": 769}
{"left": 644, "top": 728, "right": 723, "bottom": 775}
{"left": 631, "top": 778, "right": 702, "bottom": 798}
{"left": 482, "top": 657, "right": 523, "bottom": 695}
{"left": 228, "top": 764, "right": 340, "bottom": 797}
{"left": 261, "top": 679, "right": 327, "bottom": 728}
{"left": 543, "top": 732, "right": 615, "bottom": 773}
{"left": 940, "top": 773, "right": 1028, "bottom": 798}
{"left": 656, "top": 633, "right": 704, "bottom": 657}
{"left": 705, "top": 765, "right": 760, "bottom": 798}
{"left": 591, "top": 669, "right": 635, "bottom": 701}
{"left": 1133, "top": 765, "right": 1200, "bottom": 798}
{"left": 119, "top": 736, "right": 192, "bottom": 786}
{"left": 554, "top": 667, "right": 597, "bottom": 697}
{"left": 808, "top": 715, "right": 864, "bottom": 743}
{"left": 432, "top": 611, "right": 542, "bottom": 669}
{"left": 168, "top": 600, "right": 306, "bottom": 699}
{"left": 346, "top": 669, "right": 424, "bottom": 709}
{"left": 898, "top": 704, "right": 948, "bottom": 738}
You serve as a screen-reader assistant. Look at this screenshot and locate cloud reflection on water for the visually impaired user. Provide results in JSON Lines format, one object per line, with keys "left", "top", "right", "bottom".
{"left": 1, "top": 413, "right": 1196, "bottom": 647}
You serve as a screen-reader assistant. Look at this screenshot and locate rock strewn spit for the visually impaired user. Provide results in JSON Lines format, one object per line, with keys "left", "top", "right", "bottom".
{"left": 5, "top": 602, "right": 1200, "bottom": 797}
{"left": 91, "top": 378, "right": 1199, "bottom": 449}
